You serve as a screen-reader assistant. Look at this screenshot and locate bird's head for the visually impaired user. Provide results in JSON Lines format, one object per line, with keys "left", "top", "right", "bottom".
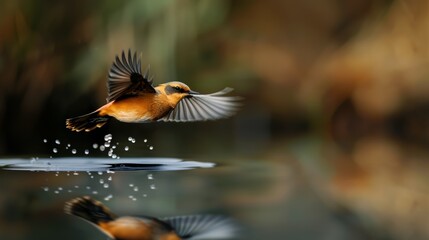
{"left": 160, "top": 81, "right": 199, "bottom": 103}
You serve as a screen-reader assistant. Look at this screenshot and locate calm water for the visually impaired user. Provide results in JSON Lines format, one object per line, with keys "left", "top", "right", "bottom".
{"left": 0, "top": 135, "right": 428, "bottom": 240}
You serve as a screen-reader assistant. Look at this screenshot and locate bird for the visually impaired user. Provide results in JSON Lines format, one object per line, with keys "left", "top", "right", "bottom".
{"left": 64, "top": 196, "right": 238, "bottom": 240}
{"left": 66, "top": 50, "right": 241, "bottom": 132}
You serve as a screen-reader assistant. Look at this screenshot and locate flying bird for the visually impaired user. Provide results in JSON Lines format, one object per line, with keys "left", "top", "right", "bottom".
{"left": 66, "top": 50, "right": 241, "bottom": 132}
{"left": 64, "top": 196, "right": 238, "bottom": 240}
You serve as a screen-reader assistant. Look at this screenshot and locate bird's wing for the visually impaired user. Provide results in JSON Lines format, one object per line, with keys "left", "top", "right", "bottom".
{"left": 162, "top": 215, "right": 238, "bottom": 239}
{"left": 106, "top": 49, "right": 156, "bottom": 102}
{"left": 64, "top": 196, "right": 117, "bottom": 224}
{"left": 159, "top": 88, "right": 242, "bottom": 122}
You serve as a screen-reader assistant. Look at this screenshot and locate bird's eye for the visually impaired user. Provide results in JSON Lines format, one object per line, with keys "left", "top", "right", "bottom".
{"left": 173, "top": 86, "right": 183, "bottom": 92}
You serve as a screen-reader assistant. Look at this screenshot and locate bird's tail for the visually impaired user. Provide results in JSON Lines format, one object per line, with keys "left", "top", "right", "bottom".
{"left": 64, "top": 196, "right": 116, "bottom": 225}
{"left": 66, "top": 110, "right": 111, "bottom": 132}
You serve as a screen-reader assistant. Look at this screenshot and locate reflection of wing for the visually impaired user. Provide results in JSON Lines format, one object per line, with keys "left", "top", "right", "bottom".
{"left": 159, "top": 88, "right": 242, "bottom": 122}
{"left": 106, "top": 49, "right": 155, "bottom": 102}
{"left": 162, "top": 215, "right": 238, "bottom": 239}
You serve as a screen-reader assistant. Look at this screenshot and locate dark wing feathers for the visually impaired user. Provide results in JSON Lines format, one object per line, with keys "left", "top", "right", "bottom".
{"left": 107, "top": 49, "right": 155, "bottom": 102}
{"left": 159, "top": 88, "right": 242, "bottom": 122}
{"left": 162, "top": 215, "right": 238, "bottom": 239}
{"left": 64, "top": 196, "right": 116, "bottom": 224}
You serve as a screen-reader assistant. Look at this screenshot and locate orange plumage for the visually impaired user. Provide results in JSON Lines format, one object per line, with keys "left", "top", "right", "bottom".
{"left": 64, "top": 196, "right": 237, "bottom": 240}
{"left": 66, "top": 50, "right": 241, "bottom": 132}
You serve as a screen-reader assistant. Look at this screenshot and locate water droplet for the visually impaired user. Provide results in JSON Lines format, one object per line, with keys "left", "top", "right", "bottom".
{"left": 73, "top": 172, "right": 79, "bottom": 176}
{"left": 68, "top": 190, "right": 72, "bottom": 193}
{"left": 54, "top": 190, "right": 59, "bottom": 194}
{"left": 55, "top": 172, "right": 59, "bottom": 177}
{"left": 93, "top": 143, "right": 98, "bottom": 149}
{"left": 108, "top": 176, "right": 113, "bottom": 181}
{"left": 99, "top": 179, "right": 104, "bottom": 184}
{"left": 103, "top": 183, "right": 109, "bottom": 188}
{"left": 86, "top": 186, "right": 91, "bottom": 190}
{"left": 43, "top": 139, "right": 48, "bottom": 143}
{"left": 55, "top": 139, "right": 61, "bottom": 145}
{"left": 147, "top": 174, "right": 153, "bottom": 180}
{"left": 92, "top": 191, "right": 98, "bottom": 195}
{"left": 104, "top": 134, "right": 113, "bottom": 142}
{"left": 52, "top": 148, "right": 58, "bottom": 153}
{"left": 58, "top": 187, "right": 63, "bottom": 191}
{"left": 128, "top": 137, "right": 136, "bottom": 143}
{"left": 133, "top": 187, "right": 139, "bottom": 192}
{"left": 100, "top": 145, "right": 105, "bottom": 151}
{"left": 149, "top": 146, "right": 153, "bottom": 150}
{"left": 129, "top": 184, "right": 134, "bottom": 187}
{"left": 150, "top": 184, "right": 156, "bottom": 190}
{"left": 144, "top": 139, "right": 147, "bottom": 143}
{"left": 104, "top": 194, "right": 113, "bottom": 201}
{"left": 124, "top": 146, "right": 129, "bottom": 151}
{"left": 84, "top": 149, "right": 89, "bottom": 155}
{"left": 42, "top": 187, "right": 49, "bottom": 192}
{"left": 142, "top": 194, "right": 147, "bottom": 197}
{"left": 112, "top": 154, "right": 117, "bottom": 159}
{"left": 90, "top": 176, "right": 94, "bottom": 179}
{"left": 30, "top": 158, "right": 37, "bottom": 164}
{"left": 104, "top": 142, "right": 111, "bottom": 147}
{"left": 74, "top": 185, "right": 79, "bottom": 189}
{"left": 98, "top": 171, "right": 103, "bottom": 175}
{"left": 71, "top": 149, "right": 77, "bottom": 154}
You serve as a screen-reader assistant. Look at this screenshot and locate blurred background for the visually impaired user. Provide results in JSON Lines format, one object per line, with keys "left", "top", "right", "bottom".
{"left": 0, "top": 0, "right": 429, "bottom": 239}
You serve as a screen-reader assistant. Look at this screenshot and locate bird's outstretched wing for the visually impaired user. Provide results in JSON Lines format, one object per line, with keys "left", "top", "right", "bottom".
{"left": 107, "top": 49, "right": 156, "bottom": 102}
{"left": 162, "top": 215, "right": 238, "bottom": 239}
{"left": 159, "top": 88, "right": 242, "bottom": 122}
{"left": 64, "top": 196, "right": 116, "bottom": 224}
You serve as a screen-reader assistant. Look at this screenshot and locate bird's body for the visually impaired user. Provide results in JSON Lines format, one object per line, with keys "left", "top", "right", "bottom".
{"left": 64, "top": 196, "right": 237, "bottom": 240}
{"left": 99, "top": 93, "right": 170, "bottom": 123}
{"left": 66, "top": 50, "right": 241, "bottom": 132}
{"left": 97, "top": 216, "right": 181, "bottom": 240}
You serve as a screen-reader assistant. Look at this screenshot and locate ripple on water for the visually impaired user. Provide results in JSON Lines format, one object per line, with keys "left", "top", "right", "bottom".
{"left": 0, "top": 158, "right": 215, "bottom": 172}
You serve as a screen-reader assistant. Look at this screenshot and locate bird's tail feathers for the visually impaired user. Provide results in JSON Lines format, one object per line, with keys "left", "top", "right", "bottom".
{"left": 64, "top": 196, "right": 116, "bottom": 225}
{"left": 66, "top": 110, "right": 110, "bottom": 132}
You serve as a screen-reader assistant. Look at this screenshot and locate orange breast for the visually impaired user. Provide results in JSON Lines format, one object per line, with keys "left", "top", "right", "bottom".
{"left": 99, "top": 217, "right": 153, "bottom": 240}
{"left": 98, "top": 217, "right": 182, "bottom": 240}
{"left": 99, "top": 94, "right": 172, "bottom": 123}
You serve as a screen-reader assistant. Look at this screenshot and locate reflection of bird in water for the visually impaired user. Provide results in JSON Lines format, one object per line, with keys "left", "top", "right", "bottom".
{"left": 64, "top": 196, "right": 238, "bottom": 240}
{"left": 66, "top": 50, "right": 241, "bottom": 132}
